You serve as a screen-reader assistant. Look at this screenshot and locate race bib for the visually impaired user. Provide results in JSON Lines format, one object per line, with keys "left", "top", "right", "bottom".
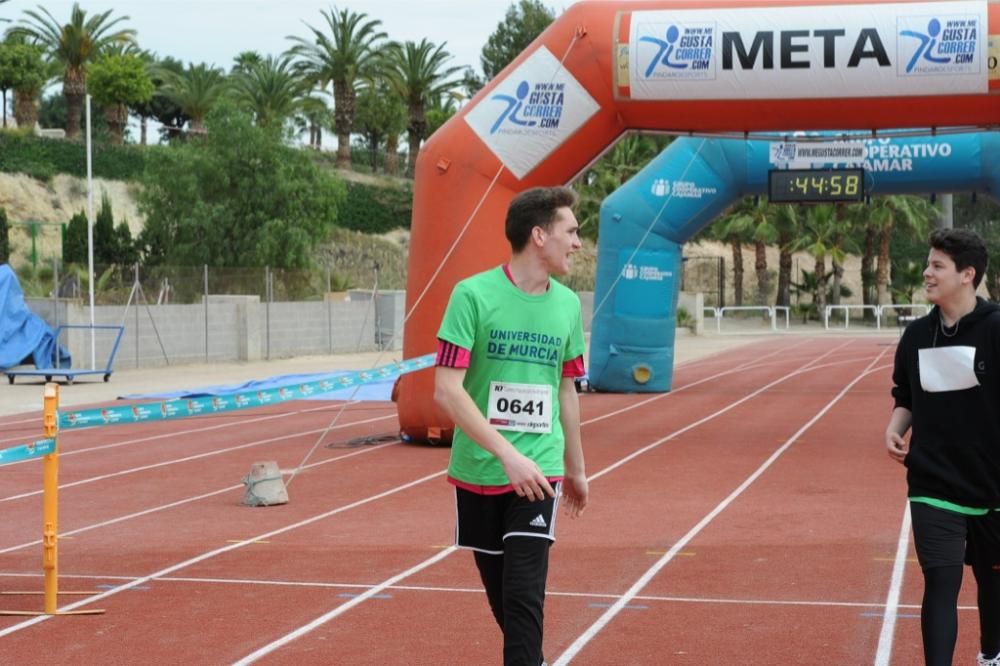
{"left": 487, "top": 381, "right": 552, "bottom": 433}
{"left": 919, "top": 346, "right": 979, "bottom": 393}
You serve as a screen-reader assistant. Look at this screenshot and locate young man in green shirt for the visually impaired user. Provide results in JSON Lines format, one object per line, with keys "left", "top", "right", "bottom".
{"left": 435, "top": 186, "right": 588, "bottom": 666}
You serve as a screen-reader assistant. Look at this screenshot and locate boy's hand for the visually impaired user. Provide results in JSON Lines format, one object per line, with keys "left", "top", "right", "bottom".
{"left": 562, "top": 472, "right": 588, "bottom": 518}
{"left": 502, "top": 450, "right": 555, "bottom": 501}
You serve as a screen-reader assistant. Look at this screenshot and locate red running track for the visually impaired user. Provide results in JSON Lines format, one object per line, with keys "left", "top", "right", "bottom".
{"left": 0, "top": 337, "right": 986, "bottom": 664}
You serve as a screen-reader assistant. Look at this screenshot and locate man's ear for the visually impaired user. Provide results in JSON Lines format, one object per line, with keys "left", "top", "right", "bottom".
{"left": 530, "top": 225, "right": 546, "bottom": 247}
{"left": 962, "top": 266, "right": 977, "bottom": 285}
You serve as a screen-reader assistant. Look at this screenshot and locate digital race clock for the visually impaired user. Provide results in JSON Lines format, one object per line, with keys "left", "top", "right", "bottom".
{"left": 768, "top": 168, "right": 866, "bottom": 203}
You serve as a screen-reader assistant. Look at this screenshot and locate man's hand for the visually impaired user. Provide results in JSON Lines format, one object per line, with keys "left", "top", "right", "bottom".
{"left": 501, "top": 449, "right": 555, "bottom": 501}
{"left": 561, "top": 472, "right": 588, "bottom": 518}
{"left": 886, "top": 431, "right": 908, "bottom": 464}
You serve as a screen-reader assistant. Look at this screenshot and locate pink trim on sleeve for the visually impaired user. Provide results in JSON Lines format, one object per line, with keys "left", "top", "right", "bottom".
{"left": 562, "top": 355, "right": 586, "bottom": 378}
{"left": 436, "top": 339, "right": 471, "bottom": 369}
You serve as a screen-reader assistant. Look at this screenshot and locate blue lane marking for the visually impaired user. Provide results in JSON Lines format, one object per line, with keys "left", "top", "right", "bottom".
{"left": 337, "top": 593, "right": 392, "bottom": 600}
{"left": 588, "top": 603, "right": 648, "bottom": 610}
{"left": 58, "top": 354, "right": 435, "bottom": 431}
{"left": 0, "top": 438, "right": 56, "bottom": 466}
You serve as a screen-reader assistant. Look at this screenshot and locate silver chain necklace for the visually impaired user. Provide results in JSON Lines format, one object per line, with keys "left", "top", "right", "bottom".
{"left": 939, "top": 317, "right": 960, "bottom": 338}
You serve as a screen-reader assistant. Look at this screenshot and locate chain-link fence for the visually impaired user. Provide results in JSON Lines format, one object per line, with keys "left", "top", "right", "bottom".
{"left": 22, "top": 263, "right": 401, "bottom": 369}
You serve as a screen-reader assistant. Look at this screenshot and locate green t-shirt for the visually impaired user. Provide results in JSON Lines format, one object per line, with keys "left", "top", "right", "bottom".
{"left": 437, "top": 266, "right": 586, "bottom": 485}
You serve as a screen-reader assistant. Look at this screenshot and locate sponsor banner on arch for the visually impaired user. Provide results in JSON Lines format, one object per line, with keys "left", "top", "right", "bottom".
{"left": 768, "top": 137, "right": 958, "bottom": 173}
{"left": 627, "top": 0, "right": 987, "bottom": 100}
{"left": 464, "top": 46, "right": 600, "bottom": 179}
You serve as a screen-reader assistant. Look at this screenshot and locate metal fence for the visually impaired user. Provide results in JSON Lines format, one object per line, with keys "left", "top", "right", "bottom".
{"left": 20, "top": 263, "right": 402, "bottom": 369}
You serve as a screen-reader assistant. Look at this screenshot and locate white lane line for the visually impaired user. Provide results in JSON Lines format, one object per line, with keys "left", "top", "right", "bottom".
{"left": 0, "top": 414, "right": 394, "bottom": 503}
{"left": 0, "top": 571, "right": 962, "bottom": 612}
{"left": 0, "top": 339, "right": 807, "bottom": 539}
{"left": 0, "top": 342, "right": 791, "bottom": 558}
{"left": 589, "top": 340, "right": 855, "bottom": 482}
{"left": 232, "top": 546, "right": 458, "bottom": 666}
{"left": 0, "top": 441, "right": 398, "bottom": 554}
{"left": 228, "top": 341, "right": 868, "bottom": 663}
{"left": 554, "top": 345, "right": 889, "bottom": 665}
{"left": 0, "top": 339, "right": 872, "bottom": 648}
{"left": 0, "top": 469, "right": 447, "bottom": 638}
{"left": 874, "top": 501, "right": 913, "bottom": 666}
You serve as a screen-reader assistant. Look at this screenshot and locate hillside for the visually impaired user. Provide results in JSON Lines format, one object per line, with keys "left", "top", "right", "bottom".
{"left": 0, "top": 171, "right": 859, "bottom": 303}
{"left": 0, "top": 171, "right": 413, "bottom": 290}
{"left": 1, "top": 173, "right": 143, "bottom": 264}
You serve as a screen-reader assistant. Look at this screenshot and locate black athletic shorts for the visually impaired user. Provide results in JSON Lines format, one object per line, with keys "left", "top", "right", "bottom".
{"left": 454, "top": 483, "right": 562, "bottom": 555}
{"left": 910, "top": 500, "right": 1000, "bottom": 571}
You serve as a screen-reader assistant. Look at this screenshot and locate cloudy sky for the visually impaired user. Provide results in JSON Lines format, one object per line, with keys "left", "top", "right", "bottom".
{"left": 2, "top": 0, "right": 518, "bottom": 75}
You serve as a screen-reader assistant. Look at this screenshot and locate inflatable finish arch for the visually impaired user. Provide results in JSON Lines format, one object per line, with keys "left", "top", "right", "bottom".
{"left": 588, "top": 131, "right": 1000, "bottom": 393}
{"left": 399, "top": 0, "right": 1000, "bottom": 442}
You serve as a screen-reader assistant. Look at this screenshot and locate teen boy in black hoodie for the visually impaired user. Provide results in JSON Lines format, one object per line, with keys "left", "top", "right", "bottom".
{"left": 886, "top": 228, "right": 1000, "bottom": 666}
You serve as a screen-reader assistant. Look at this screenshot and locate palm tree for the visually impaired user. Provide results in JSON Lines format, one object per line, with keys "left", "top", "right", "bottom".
{"left": 288, "top": 7, "right": 386, "bottom": 169}
{"left": 230, "top": 54, "right": 305, "bottom": 129}
{"left": 231, "top": 50, "right": 263, "bottom": 75}
{"left": 380, "top": 38, "right": 463, "bottom": 176}
{"left": 573, "top": 134, "right": 662, "bottom": 238}
{"left": 722, "top": 197, "right": 783, "bottom": 304}
{"left": 868, "top": 195, "right": 937, "bottom": 304}
{"left": 711, "top": 203, "right": 757, "bottom": 306}
{"left": 156, "top": 62, "right": 227, "bottom": 134}
{"left": 295, "top": 94, "right": 330, "bottom": 150}
{"left": 9, "top": 3, "right": 135, "bottom": 140}
{"left": 773, "top": 205, "right": 799, "bottom": 308}
{"left": 846, "top": 201, "right": 880, "bottom": 307}
{"left": 126, "top": 49, "right": 158, "bottom": 145}
{"left": 354, "top": 74, "right": 406, "bottom": 172}
{"left": 827, "top": 204, "right": 861, "bottom": 306}
{"left": 791, "top": 203, "right": 847, "bottom": 313}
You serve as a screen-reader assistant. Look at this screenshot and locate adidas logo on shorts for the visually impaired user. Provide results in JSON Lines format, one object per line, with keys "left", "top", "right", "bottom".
{"left": 529, "top": 514, "right": 547, "bottom": 528}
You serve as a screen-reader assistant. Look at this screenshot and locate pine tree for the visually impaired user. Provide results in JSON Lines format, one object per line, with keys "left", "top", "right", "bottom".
{"left": 94, "top": 193, "right": 116, "bottom": 265}
{"left": 63, "top": 210, "right": 88, "bottom": 265}
{"left": 0, "top": 207, "right": 9, "bottom": 265}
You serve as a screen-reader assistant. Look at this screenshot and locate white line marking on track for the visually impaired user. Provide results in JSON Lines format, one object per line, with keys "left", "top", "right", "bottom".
{"left": 232, "top": 546, "right": 458, "bottom": 666}
{"left": 589, "top": 340, "right": 856, "bottom": 483}
{"left": 0, "top": 442, "right": 397, "bottom": 554}
{"left": 0, "top": 469, "right": 447, "bottom": 638}
{"left": 227, "top": 340, "right": 867, "bottom": 662}
{"left": 0, "top": 337, "right": 878, "bottom": 655}
{"left": 874, "top": 501, "right": 913, "bottom": 666}
{"left": 554, "top": 343, "right": 889, "bottom": 665}
{"left": 0, "top": 414, "right": 394, "bottom": 503}
{"left": 0, "top": 571, "right": 977, "bottom": 612}
{"left": 0, "top": 339, "right": 808, "bottom": 545}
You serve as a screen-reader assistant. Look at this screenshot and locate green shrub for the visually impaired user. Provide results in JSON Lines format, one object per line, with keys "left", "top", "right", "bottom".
{"left": 338, "top": 181, "right": 413, "bottom": 234}
{"left": 0, "top": 130, "right": 150, "bottom": 181}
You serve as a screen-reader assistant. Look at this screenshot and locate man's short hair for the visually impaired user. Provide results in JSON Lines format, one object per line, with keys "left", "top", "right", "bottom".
{"left": 929, "top": 227, "right": 988, "bottom": 288}
{"left": 505, "top": 186, "right": 578, "bottom": 253}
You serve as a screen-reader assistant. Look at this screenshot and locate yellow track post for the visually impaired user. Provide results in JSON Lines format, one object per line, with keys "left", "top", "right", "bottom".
{"left": 0, "top": 383, "right": 103, "bottom": 616}
{"left": 41, "top": 383, "right": 59, "bottom": 614}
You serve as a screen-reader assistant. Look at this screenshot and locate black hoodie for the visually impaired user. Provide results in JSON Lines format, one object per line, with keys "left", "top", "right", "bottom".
{"left": 892, "top": 297, "right": 1000, "bottom": 507}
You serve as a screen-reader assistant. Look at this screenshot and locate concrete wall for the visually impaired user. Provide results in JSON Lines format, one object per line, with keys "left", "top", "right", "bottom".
{"left": 24, "top": 291, "right": 406, "bottom": 370}
{"left": 22, "top": 290, "right": 607, "bottom": 371}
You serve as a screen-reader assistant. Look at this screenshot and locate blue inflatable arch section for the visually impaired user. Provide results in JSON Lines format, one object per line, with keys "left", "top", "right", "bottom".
{"left": 588, "top": 131, "right": 1000, "bottom": 393}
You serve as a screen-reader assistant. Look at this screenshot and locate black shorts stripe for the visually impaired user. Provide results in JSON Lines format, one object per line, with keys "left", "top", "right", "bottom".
{"left": 454, "top": 484, "right": 561, "bottom": 554}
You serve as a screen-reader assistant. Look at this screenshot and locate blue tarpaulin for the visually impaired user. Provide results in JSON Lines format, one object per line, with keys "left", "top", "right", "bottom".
{"left": 0, "top": 264, "right": 70, "bottom": 370}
